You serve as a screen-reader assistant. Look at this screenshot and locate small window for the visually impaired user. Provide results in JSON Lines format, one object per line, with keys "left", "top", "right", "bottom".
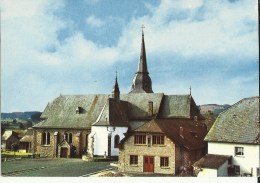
{"left": 130, "top": 155, "right": 138, "bottom": 165}
{"left": 152, "top": 135, "right": 164, "bottom": 145}
{"left": 160, "top": 157, "right": 169, "bottom": 167}
{"left": 114, "top": 135, "right": 120, "bottom": 148}
{"left": 234, "top": 165, "right": 240, "bottom": 175}
{"left": 235, "top": 147, "right": 244, "bottom": 156}
{"left": 134, "top": 135, "right": 146, "bottom": 144}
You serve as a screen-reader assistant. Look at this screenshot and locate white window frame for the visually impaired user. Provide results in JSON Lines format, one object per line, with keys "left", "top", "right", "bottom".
{"left": 234, "top": 146, "right": 244, "bottom": 157}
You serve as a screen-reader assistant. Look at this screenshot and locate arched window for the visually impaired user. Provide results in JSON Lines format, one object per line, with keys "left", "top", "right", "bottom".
{"left": 47, "top": 132, "right": 50, "bottom": 145}
{"left": 64, "top": 133, "right": 68, "bottom": 141}
{"left": 42, "top": 132, "right": 50, "bottom": 145}
{"left": 69, "top": 133, "right": 73, "bottom": 143}
{"left": 114, "top": 135, "right": 120, "bottom": 148}
{"left": 42, "top": 132, "right": 46, "bottom": 145}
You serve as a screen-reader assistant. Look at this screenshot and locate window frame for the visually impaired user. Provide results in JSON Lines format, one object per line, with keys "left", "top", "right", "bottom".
{"left": 134, "top": 135, "right": 146, "bottom": 145}
{"left": 42, "top": 132, "right": 46, "bottom": 145}
{"left": 114, "top": 135, "right": 120, "bottom": 148}
{"left": 234, "top": 147, "right": 244, "bottom": 157}
{"left": 68, "top": 133, "right": 73, "bottom": 144}
{"left": 130, "top": 155, "right": 138, "bottom": 165}
{"left": 160, "top": 157, "right": 169, "bottom": 167}
{"left": 152, "top": 135, "right": 165, "bottom": 145}
{"left": 42, "top": 132, "right": 50, "bottom": 145}
{"left": 234, "top": 165, "right": 240, "bottom": 175}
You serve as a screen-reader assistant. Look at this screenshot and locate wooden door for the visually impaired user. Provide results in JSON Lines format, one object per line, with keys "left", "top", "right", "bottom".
{"left": 143, "top": 156, "right": 154, "bottom": 172}
{"left": 60, "top": 147, "right": 68, "bottom": 158}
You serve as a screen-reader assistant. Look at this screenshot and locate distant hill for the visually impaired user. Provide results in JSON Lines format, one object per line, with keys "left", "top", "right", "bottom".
{"left": 1, "top": 111, "right": 42, "bottom": 121}
{"left": 199, "top": 104, "right": 231, "bottom": 131}
{"left": 199, "top": 104, "right": 231, "bottom": 115}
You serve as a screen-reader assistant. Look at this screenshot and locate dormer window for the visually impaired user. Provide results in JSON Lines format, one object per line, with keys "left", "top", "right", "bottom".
{"left": 76, "top": 107, "right": 85, "bottom": 114}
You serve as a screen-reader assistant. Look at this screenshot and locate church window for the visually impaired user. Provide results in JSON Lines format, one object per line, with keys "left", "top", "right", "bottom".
{"left": 64, "top": 133, "right": 68, "bottom": 141}
{"left": 47, "top": 132, "right": 50, "bottom": 145}
{"left": 42, "top": 132, "right": 50, "bottom": 145}
{"left": 114, "top": 135, "right": 120, "bottom": 148}
{"left": 152, "top": 135, "right": 164, "bottom": 145}
{"left": 42, "top": 132, "right": 46, "bottom": 145}
{"left": 134, "top": 135, "right": 146, "bottom": 144}
{"left": 69, "top": 133, "right": 73, "bottom": 143}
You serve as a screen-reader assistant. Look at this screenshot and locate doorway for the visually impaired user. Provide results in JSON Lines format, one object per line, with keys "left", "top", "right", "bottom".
{"left": 143, "top": 156, "right": 154, "bottom": 172}
{"left": 60, "top": 147, "right": 68, "bottom": 158}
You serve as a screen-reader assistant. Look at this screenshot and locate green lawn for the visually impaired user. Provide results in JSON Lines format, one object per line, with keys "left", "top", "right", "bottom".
{"left": 2, "top": 151, "right": 32, "bottom": 157}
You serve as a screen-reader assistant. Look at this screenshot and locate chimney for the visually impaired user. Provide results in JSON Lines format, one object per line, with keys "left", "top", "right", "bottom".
{"left": 148, "top": 101, "right": 153, "bottom": 116}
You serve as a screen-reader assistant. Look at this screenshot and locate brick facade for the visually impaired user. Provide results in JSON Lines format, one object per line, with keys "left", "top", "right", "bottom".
{"left": 32, "top": 128, "right": 90, "bottom": 158}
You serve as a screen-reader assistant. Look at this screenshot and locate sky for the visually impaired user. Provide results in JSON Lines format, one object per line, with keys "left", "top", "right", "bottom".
{"left": 1, "top": 0, "right": 259, "bottom": 113}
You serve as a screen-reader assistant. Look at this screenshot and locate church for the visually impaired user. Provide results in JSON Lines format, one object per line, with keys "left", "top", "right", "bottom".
{"left": 32, "top": 29, "right": 206, "bottom": 163}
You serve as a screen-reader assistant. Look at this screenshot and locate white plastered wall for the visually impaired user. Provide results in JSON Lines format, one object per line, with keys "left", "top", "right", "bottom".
{"left": 208, "top": 142, "right": 260, "bottom": 176}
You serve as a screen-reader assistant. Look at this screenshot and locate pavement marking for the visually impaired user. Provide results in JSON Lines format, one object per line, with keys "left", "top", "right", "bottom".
{"left": 80, "top": 167, "right": 115, "bottom": 177}
{"left": 2, "top": 167, "right": 46, "bottom": 176}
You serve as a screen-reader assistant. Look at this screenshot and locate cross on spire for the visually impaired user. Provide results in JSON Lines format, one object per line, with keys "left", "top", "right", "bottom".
{"left": 115, "top": 67, "right": 118, "bottom": 78}
{"left": 141, "top": 24, "right": 145, "bottom": 35}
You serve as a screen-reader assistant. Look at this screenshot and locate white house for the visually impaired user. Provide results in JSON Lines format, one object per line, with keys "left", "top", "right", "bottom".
{"left": 194, "top": 96, "right": 260, "bottom": 177}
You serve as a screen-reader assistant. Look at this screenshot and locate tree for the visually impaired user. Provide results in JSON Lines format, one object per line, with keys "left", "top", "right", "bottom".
{"left": 11, "top": 143, "right": 19, "bottom": 157}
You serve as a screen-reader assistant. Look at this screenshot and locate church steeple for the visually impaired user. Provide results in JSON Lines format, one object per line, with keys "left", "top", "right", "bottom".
{"left": 112, "top": 70, "right": 120, "bottom": 100}
{"left": 130, "top": 25, "right": 153, "bottom": 93}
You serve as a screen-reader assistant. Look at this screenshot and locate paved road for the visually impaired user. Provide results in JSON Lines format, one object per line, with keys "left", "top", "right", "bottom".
{"left": 1, "top": 158, "right": 115, "bottom": 177}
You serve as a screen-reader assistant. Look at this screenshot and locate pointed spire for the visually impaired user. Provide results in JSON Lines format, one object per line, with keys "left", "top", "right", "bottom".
{"left": 112, "top": 68, "right": 120, "bottom": 100}
{"left": 137, "top": 24, "right": 148, "bottom": 74}
{"left": 130, "top": 25, "right": 153, "bottom": 93}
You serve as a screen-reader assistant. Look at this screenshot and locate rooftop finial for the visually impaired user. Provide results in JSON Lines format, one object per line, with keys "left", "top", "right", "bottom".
{"left": 115, "top": 66, "right": 118, "bottom": 79}
{"left": 189, "top": 86, "right": 192, "bottom": 95}
{"left": 141, "top": 24, "right": 145, "bottom": 36}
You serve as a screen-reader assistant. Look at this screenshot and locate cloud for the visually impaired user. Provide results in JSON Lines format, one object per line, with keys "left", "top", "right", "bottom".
{"left": 1, "top": 0, "right": 258, "bottom": 112}
{"left": 85, "top": 15, "right": 105, "bottom": 28}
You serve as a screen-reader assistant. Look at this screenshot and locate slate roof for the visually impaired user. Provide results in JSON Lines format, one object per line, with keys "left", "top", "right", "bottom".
{"left": 205, "top": 96, "right": 259, "bottom": 144}
{"left": 194, "top": 154, "right": 231, "bottom": 169}
{"left": 33, "top": 93, "right": 201, "bottom": 130}
{"left": 92, "top": 98, "right": 129, "bottom": 127}
{"left": 34, "top": 95, "right": 108, "bottom": 129}
{"left": 120, "top": 93, "right": 164, "bottom": 120}
{"left": 158, "top": 95, "right": 203, "bottom": 119}
{"left": 134, "top": 119, "right": 207, "bottom": 150}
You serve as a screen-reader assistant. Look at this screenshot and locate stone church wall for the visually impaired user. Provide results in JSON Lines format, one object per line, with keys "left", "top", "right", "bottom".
{"left": 33, "top": 128, "right": 90, "bottom": 158}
